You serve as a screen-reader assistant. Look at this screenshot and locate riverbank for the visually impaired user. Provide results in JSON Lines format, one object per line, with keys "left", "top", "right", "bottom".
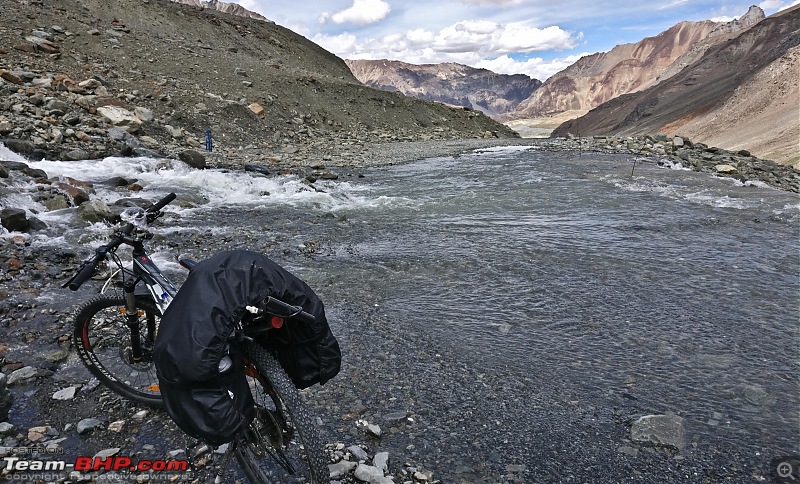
{"left": 1, "top": 137, "right": 799, "bottom": 483}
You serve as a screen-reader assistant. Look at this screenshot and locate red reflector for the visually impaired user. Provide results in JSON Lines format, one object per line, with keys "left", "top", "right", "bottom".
{"left": 271, "top": 316, "right": 284, "bottom": 329}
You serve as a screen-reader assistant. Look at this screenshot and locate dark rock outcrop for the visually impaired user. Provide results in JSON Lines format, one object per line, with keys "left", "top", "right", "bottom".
{"left": 346, "top": 60, "right": 541, "bottom": 118}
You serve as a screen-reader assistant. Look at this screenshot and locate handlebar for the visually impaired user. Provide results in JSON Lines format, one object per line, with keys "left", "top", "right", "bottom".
{"left": 66, "top": 251, "right": 104, "bottom": 290}
{"left": 263, "top": 296, "right": 316, "bottom": 324}
{"left": 148, "top": 192, "right": 177, "bottom": 213}
{"left": 63, "top": 193, "right": 177, "bottom": 291}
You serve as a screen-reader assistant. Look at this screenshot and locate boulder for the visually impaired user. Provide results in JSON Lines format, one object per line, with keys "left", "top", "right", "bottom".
{"left": 630, "top": 414, "right": 686, "bottom": 449}
{"left": 178, "top": 150, "right": 206, "bottom": 169}
{"left": 714, "top": 164, "right": 738, "bottom": 174}
{"left": 97, "top": 106, "right": 142, "bottom": 133}
{"left": 77, "top": 199, "right": 116, "bottom": 223}
{"left": 1, "top": 207, "right": 29, "bottom": 231}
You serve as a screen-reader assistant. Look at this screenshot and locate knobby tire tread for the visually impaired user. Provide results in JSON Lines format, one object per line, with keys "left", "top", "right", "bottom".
{"left": 235, "top": 343, "right": 329, "bottom": 484}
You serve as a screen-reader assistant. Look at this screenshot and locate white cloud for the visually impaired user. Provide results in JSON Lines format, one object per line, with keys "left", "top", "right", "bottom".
{"left": 317, "top": 19, "right": 577, "bottom": 59}
{"left": 316, "top": 27, "right": 583, "bottom": 80}
{"left": 476, "top": 53, "right": 590, "bottom": 81}
{"left": 322, "top": 0, "right": 391, "bottom": 26}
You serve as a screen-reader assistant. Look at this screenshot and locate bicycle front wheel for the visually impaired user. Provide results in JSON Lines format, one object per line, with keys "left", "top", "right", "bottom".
{"left": 235, "top": 343, "right": 329, "bottom": 483}
{"left": 73, "top": 295, "right": 163, "bottom": 406}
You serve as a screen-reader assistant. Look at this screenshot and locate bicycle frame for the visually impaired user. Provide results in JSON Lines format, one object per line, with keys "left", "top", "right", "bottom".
{"left": 128, "top": 243, "right": 179, "bottom": 314}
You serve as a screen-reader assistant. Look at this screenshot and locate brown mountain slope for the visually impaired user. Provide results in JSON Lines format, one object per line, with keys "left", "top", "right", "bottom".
{"left": 346, "top": 59, "right": 541, "bottom": 118}
{"left": 507, "top": 7, "right": 765, "bottom": 122}
{"left": 0, "top": 0, "right": 516, "bottom": 164}
{"left": 552, "top": 6, "right": 800, "bottom": 167}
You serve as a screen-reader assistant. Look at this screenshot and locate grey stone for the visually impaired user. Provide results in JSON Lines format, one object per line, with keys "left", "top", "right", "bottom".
{"left": 354, "top": 464, "right": 385, "bottom": 483}
{"left": 77, "top": 199, "right": 115, "bottom": 223}
{"left": 1, "top": 208, "right": 29, "bottom": 232}
{"left": 329, "top": 460, "right": 358, "bottom": 479}
{"left": 94, "top": 447, "right": 121, "bottom": 458}
{"left": 7, "top": 366, "right": 38, "bottom": 385}
{"left": 373, "top": 451, "right": 389, "bottom": 471}
{"left": 630, "top": 414, "right": 686, "bottom": 449}
{"left": 178, "top": 149, "right": 206, "bottom": 169}
{"left": 52, "top": 386, "right": 78, "bottom": 400}
{"left": 77, "top": 418, "right": 102, "bottom": 435}
{"left": 347, "top": 445, "right": 369, "bottom": 462}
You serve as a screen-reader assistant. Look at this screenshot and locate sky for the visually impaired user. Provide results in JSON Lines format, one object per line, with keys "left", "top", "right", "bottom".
{"left": 234, "top": 0, "right": 799, "bottom": 81}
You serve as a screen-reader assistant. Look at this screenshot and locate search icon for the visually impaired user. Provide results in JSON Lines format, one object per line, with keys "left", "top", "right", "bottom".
{"left": 778, "top": 461, "right": 796, "bottom": 480}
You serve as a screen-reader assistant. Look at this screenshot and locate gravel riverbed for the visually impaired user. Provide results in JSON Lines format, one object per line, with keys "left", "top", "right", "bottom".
{"left": 1, "top": 138, "right": 798, "bottom": 483}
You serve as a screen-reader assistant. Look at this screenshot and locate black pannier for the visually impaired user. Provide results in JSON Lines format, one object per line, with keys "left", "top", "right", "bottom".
{"left": 154, "top": 249, "right": 341, "bottom": 444}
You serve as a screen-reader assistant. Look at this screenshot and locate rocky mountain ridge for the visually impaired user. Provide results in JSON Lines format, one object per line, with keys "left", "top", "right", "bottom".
{"left": 507, "top": 6, "right": 766, "bottom": 125}
{"left": 552, "top": 5, "right": 800, "bottom": 167}
{"left": 170, "top": 0, "right": 271, "bottom": 22}
{"left": 346, "top": 59, "right": 542, "bottom": 118}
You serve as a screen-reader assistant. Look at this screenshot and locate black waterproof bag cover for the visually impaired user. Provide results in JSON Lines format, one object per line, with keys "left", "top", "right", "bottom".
{"left": 154, "top": 250, "right": 340, "bottom": 444}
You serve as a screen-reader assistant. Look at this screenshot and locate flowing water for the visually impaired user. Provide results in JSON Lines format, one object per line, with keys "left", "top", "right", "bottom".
{"left": 4, "top": 144, "right": 799, "bottom": 480}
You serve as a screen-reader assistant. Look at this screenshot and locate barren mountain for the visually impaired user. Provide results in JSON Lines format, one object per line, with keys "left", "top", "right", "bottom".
{"left": 170, "top": 0, "right": 271, "bottom": 22}
{"left": 552, "top": 6, "right": 800, "bottom": 167}
{"left": 346, "top": 60, "right": 541, "bottom": 118}
{"left": 0, "top": 0, "right": 516, "bottom": 165}
{"left": 507, "top": 7, "right": 765, "bottom": 123}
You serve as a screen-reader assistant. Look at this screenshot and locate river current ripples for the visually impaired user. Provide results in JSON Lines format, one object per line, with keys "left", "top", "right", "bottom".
{"left": 10, "top": 144, "right": 799, "bottom": 480}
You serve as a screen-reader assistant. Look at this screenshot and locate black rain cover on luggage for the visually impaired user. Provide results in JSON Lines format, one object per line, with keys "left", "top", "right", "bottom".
{"left": 154, "top": 249, "right": 341, "bottom": 444}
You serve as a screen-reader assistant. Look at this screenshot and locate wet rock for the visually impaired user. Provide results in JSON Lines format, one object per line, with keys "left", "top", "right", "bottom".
{"left": 178, "top": 149, "right": 206, "bottom": 169}
{"left": 77, "top": 199, "right": 116, "bottom": 223}
{"left": 630, "top": 414, "right": 686, "bottom": 449}
{"left": 1, "top": 208, "right": 29, "bottom": 232}
{"left": 244, "top": 163, "right": 271, "bottom": 176}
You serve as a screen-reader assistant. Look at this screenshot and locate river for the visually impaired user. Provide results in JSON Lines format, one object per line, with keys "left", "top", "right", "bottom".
{"left": 6, "top": 144, "right": 800, "bottom": 482}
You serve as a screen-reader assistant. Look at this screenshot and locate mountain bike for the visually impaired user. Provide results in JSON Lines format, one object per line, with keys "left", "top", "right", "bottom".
{"left": 64, "top": 193, "right": 329, "bottom": 483}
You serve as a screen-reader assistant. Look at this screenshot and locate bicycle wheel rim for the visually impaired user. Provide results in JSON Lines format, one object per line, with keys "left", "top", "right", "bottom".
{"left": 73, "top": 295, "right": 162, "bottom": 406}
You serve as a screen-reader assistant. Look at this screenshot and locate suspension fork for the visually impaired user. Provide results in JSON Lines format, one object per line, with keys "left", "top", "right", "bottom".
{"left": 123, "top": 278, "right": 144, "bottom": 362}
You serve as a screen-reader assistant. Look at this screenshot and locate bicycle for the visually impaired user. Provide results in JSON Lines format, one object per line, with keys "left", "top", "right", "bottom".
{"left": 64, "top": 192, "right": 330, "bottom": 483}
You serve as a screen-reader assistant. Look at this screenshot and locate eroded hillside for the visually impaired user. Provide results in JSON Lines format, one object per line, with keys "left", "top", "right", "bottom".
{"left": 552, "top": 6, "right": 800, "bottom": 167}
{"left": 0, "top": 0, "right": 516, "bottom": 164}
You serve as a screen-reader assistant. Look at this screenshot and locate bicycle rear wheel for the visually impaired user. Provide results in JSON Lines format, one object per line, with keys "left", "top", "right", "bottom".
{"left": 73, "top": 295, "right": 162, "bottom": 406}
{"left": 235, "top": 343, "right": 329, "bottom": 483}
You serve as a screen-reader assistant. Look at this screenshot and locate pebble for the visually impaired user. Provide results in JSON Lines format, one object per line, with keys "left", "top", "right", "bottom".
{"left": 329, "top": 460, "right": 358, "bottom": 478}
{"left": 7, "top": 366, "right": 38, "bottom": 385}
{"left": 52, "top": 385, "right": 78, "bottom": 400}
{"left": 76, "top": 418, "right": 102, "bottom": 435}
{"left": 354, "top": 463, "right": 387, "bottom": 482}
{"left": 95, "top": 447, "right": 121, "bottom": 458}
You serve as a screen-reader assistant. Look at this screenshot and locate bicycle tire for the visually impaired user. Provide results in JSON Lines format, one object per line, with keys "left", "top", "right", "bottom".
{"left": 73, "top": 295, "right": 163, "bottom": 407}
{"left": 235, "top": 343, "right": 329, "bottom": 483}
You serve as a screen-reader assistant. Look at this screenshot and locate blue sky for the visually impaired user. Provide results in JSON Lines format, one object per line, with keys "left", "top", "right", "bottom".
{"left": 235, "top": 0, "right": 798, "bottom": 81}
